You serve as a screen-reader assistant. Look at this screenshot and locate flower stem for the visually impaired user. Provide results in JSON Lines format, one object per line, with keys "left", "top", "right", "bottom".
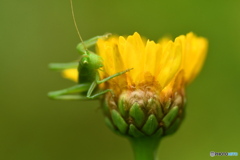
{"left": 129, "top": 137, "right": 161, "bottom": 160}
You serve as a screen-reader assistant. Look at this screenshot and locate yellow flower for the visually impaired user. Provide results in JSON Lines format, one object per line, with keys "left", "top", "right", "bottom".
{"left": 97, "top": 32, "right": 207, "bottom": 138}
{"left": 97, "top": 32, "right": 207, "bottom": 97}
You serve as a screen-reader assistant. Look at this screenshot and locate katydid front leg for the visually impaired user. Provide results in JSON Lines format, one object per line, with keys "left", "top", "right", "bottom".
{"left": 87, "top": 68, "right": 133, "bottom": 99}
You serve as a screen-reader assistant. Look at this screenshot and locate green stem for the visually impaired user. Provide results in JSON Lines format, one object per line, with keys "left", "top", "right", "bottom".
{"left": 129, "top": 137, "right": 161, "bottom": 160}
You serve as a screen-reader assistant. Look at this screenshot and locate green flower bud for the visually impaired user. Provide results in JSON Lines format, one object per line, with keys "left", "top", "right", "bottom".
{"left": 102, "top": 88, "right": 185, "bottom": 138}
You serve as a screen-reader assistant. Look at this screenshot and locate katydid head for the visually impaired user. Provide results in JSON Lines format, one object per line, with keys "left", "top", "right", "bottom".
{"left": 80, "top": 52, "right": 103, "bottom": 70}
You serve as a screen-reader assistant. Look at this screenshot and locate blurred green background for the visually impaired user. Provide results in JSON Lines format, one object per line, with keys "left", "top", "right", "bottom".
{"left": 1, "top": 0, "right": 240, "bottom": 160}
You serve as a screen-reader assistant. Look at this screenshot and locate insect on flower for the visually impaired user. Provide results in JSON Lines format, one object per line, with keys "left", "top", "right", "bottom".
{"left": 48, "top": 0, "right": 133, "bottom": 100}
{"left": 48, "top": 1, "right": 209, "bottom": 160}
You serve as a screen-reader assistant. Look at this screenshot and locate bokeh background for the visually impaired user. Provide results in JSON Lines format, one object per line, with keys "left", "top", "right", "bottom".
{"left": 1, "top": 0, "right": 240, "bottom": 160}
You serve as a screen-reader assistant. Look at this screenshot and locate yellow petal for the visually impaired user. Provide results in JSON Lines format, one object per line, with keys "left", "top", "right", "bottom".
{"left": 157, "top": 40, "right": 182, "bottom": 89}
{"left": 176, "top": 32, "right": 208, "bottom": 84}
{"left": 62, "top": 68, "right": 78, "bottom": 82}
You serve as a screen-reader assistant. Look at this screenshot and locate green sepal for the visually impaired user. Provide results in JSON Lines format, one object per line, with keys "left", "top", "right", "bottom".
{"left": 118, "top": 96, "right": 127, "bottom": 117}
{"left": 165, "top": 118, "right": 181, "bottom": 135}
{"left": 103, "top": 99, "right": 110, "bottom": 115}
{"left": 152, "top": 128, "right": 163, "bottom": 138}
{"left": 147, "top": 98, "right": 163, "bottom": 120}
{"left": 104, "top": 117, "right": 115, "bottom": 131}
{"left": 162, "top": 106, "right": 179, "bottom": 128}
{"left": 142, "top": 114, "right": 158, "bottom": 135}
{"left": 111, "top": 109, "right": 128, "bottom": 134}
{"left": 163, "top": 98, "right": 171, "bottom": 113}
{"left": 129, "top": 124, "right": 145, "bottom": 138}
{"left": 105, "top": 117, "right": 122, "bottom": 136}
{"left": 129, "top": 102, "right": 145, "bottom": 127}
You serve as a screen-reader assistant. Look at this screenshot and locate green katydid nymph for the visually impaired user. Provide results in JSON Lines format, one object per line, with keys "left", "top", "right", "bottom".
{"left": 48, "top": 0, "right": 133, "bottom": 100}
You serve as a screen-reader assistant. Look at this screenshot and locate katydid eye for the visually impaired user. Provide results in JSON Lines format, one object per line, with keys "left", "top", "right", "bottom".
{"left": 80, "top": 56, "right": 89, "bottom": 66}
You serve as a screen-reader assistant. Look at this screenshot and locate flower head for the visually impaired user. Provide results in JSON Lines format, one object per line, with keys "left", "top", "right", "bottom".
{"left": 97, "top": 32, "right": 208, "bottom": 137}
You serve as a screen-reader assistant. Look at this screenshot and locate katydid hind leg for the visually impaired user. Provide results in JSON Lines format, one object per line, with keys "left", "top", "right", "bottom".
{"left": 48, "top": 83, "right": 91, "bottom": 99}
{"left": 51, "top": 95, "right": 89, "bottom": 100}
{"left": 86, "top": 81, "right": 97, "bottom": 98}
{"left": 87, "top": 89, "right": 114, "bottom": 99}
